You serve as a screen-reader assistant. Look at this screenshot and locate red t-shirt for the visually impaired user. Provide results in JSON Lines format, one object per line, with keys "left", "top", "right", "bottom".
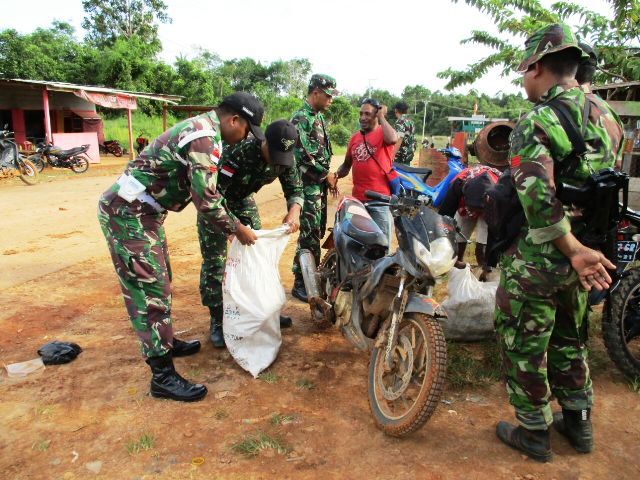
{"left": 347, "top": 126, "right": 398, "bottom": 201}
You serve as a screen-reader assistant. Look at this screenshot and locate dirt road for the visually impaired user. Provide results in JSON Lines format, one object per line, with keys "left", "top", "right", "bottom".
{"left": 0, "top": 160, "right": 639, "bottom": 479}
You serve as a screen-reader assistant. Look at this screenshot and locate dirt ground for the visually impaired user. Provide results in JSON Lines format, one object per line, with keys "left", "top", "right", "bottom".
{"left": 0, "top": 157, "right": 639, "bottom": 480}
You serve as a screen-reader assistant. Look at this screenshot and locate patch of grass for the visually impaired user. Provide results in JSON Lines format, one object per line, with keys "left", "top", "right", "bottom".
{"left": 31, "top": 439, "right": 50, "bottom": 451}
{"left": 126, "top": 432, "right": 155, "bottom": 455}
{"left": 295, "top": 377, "right": 315, "bottom": 390}
{"left": 628, "top": 377, "right": 640, "bottom": 394}
{"left": 446, "top": 341, "right": 502, "bottom": 389}
{"left": 214, "top": 408, "right": 229, "bottom": 420}
{"left": 34, "top": 405, "right": 54, "bottom": 418}
{"left": 188, "top": 367, "right": 202, "bottom": 379}
{"left": 231, "top": 431, "right": 290, "bottom": 457}
{"left": 269, "top": 413, "right": 295, "bottom": 426}
{"left": 257, "top": 370, "right": 279, "bottom": 384}
{"left": 102, "top": 112, "right": 179, "bottom": 150}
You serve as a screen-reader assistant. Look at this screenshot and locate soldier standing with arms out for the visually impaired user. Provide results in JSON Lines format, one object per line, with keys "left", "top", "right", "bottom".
{"left": 392, "top": 101, "right": 416, "bottom": 165}
{"left": 290, "top": 74, "right": 339, "bottom": 302}
{"left": 494, "top": 24, "right": 623, "bottom": 461}
{"left": 198, "top": 120, "right": 303, "bottom": 347}
{"left": 98, "top": 93, "right": 263, "bottom": 402}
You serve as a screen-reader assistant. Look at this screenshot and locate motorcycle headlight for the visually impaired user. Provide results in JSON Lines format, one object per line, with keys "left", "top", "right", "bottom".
{"left": 412, "top": 237, "right": 456, "bottom": 278}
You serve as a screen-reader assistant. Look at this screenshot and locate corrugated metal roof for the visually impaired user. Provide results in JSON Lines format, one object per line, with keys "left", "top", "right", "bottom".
{"left": 592, "top": 80, "right": 640, "bottom": 91}
{"left": 1, "top": 78, "right": 182, "bottom": 104}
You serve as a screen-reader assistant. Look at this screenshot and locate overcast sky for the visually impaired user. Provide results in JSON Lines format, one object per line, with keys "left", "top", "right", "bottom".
{"left": 2, "top": 0, "right": 615, "bottom": 97}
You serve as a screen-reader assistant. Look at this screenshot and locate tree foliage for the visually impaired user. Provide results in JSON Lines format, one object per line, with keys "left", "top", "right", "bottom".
{"left": 439, "top": 0, "right": 640, "bottom": 89}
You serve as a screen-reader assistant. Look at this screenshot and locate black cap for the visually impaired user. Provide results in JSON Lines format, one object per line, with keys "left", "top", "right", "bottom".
{"left": 265, "top": 120, "right": 298, "bottom": 167}
{"left": 462, "top": 172, "right": 494, "bottom": 210}
{"left": 220, "top": 92, "right": 265, "bottom": 141}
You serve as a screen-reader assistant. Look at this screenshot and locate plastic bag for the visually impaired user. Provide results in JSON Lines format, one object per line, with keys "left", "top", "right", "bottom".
{"left": 440, "top": 265, "right": 498, "bottom": 341}
{"left": 223, "top": 226, "right": 290, "bottom": 377}
{"left": 5, "top": 357, "right": 45, "bottom": 378}
{"left": 37, "top": 341, "right": 82, "bottom": 365}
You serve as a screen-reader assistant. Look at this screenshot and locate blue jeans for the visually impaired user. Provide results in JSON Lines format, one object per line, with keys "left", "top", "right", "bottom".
{"left": 365, "top": 202, "right": 393, "bottom": 249}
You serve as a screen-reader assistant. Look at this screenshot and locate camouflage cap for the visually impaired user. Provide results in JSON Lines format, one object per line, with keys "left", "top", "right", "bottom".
{"left": 517, "top": 23, "right": 588, "bottom": 73}
{"left": 309, "top": 73, "right": 339, "bottom": 96}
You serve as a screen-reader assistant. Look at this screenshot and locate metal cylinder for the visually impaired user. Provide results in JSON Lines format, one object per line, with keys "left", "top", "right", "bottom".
{"left": 298, "top": 249, "right": 321, "bottom": 299}
{"left": 470, "top": 121, "right": 515, "bottom": 169}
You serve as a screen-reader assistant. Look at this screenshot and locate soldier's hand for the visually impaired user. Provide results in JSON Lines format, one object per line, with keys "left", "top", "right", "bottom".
{"left": 234, "top": 222, "right": 257, "bottom": 246}
{"left": 569, "top": 247, "right": 615, "bottom": 291}
{"left": 283, "top": 205, "right": 301, "bottom": 233}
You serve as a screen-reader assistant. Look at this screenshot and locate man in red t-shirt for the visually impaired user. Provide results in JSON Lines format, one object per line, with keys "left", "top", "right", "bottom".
{"left": 335, "top": 98, "right": 399, "bottom": 246}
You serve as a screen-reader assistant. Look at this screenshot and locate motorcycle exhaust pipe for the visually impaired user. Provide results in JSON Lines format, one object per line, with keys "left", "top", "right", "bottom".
{"left": 299, "top": 249, "right": 321, "bottom": 299}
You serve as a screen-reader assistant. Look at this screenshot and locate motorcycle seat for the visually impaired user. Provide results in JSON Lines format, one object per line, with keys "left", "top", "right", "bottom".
{"left": 393, "top": 162, "right": 432, "bottom": 177}
{"left": 50, "top": 145, "right": 87, "bottom": 156}
{"left": 339, "top": 199, "right": 389, "bottom": 248}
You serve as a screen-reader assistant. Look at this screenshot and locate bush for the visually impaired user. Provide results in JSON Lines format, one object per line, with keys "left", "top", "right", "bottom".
{"left": 327, "top": 124, "right": 351, "bottom": 147}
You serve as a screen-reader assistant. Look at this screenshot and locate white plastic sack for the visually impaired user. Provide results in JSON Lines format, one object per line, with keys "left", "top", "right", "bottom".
{"left": 440, "top": 265, "right": 498, "bottom": 341}
{"left": 222, "top": 226, "right": 290, "bottom": 377}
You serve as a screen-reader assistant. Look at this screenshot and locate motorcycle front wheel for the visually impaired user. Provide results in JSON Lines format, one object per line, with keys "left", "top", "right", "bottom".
{"left": 28, "top": 154, "right": 46, "bottom": 173}
{"left": 368, "top": 313, "right": 447, "bottom": 437}
{"left": 70, "top": 155, "right": 90, "bottom": 173}
{"left": 602, "top": 268, "right": 640, "bottom": 380}
{"left": 18, "top": 158, "right": 39, "bottom": 185}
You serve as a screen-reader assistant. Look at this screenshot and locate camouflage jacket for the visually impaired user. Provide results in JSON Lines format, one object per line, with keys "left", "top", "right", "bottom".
{"left": 125, "top": 110, "right": 236, "bottom": 233}
{"left": 508, "top": 81, "right": 624, "bottom": 271}
{"left": 290, "top": 101, "right": 332, "bottom": 185}
{"left": 394, "top": 114, "right": 417, "bottom": 162}
{"left": 218, "top": 136, "right": 304, "bottom": 209}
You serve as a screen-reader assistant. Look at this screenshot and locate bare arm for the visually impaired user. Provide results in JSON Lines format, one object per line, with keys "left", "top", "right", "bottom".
{"left": 553, "top": 232, "right": 615, "bottom": 291}
{"left": 336, "top": 148, "right": 353, "bottom": 179}
{"left": 377, "top": 105, "right": 398, "bottom": 145}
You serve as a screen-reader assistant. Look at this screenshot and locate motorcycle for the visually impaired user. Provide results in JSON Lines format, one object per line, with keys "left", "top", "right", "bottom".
{"left": 99, "top": 139, "right": 123, "bottom": 157}
{"left": 301, "top": 190, "right": 457, "bottom": 437}
{"left": 392, "top": 147, "right": 465, "bottom": 207}
{"left": 135, "top": 131, "right": 150, "bottom": 155}
{"left": 0, "top": 129, "right": 39, "bottom": 185}
{"left": 29, "top": 143, "right": 90, "bottom": 174}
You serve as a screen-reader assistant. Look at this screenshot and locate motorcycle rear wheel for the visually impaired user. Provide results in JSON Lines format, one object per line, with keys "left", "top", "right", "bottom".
{"left": 18, "top": 158, "right": 39, "bottom": 185}
{"left": 70, "top": 155, "right": 90, "bottom": 173}
{"left": 602, "top": 268, "right": 640, "bottom": 380}
{"left": 28, "top": 154, "right": 46, "bottom": 173}
{"left": 111, "top": 145, "right": 123, "bottom": 157}
{"left": 368, "top": 313, "right": 446, "bottom": 437}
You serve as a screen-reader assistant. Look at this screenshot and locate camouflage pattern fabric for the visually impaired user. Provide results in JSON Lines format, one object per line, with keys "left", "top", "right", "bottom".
{"left": 518, "top": 23, "right": 588, "bottom": 73}
{"left": 495, "top": 81, "right": 624, "bottom": 430}
{"left": 197, "top": 136, "right": 303, "bottom": 310}
{"left": 98, "top": 111, "right": 235, "bottom": 358}
{"left": 309, "top": 74, "right": 339, "bottom": 96}
{"left": 291, "top": 101, "right": 332, "bottom": 276}
{"left": 393, "top": 114, "right": 416, "bottom": 165}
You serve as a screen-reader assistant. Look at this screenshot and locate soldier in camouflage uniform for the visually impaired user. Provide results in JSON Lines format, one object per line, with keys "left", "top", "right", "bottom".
{"left": 494, "top": 24, "right": 623, "bottom": 461}
{"left": 197, "top": 120, "right": 303, "bottom": 347}
{"left": 290, "top": 73, "right": 339, "bottom": 302}
{"left": 392, "top": 101, "right": 416, "bottom": 165}
{"left": 98, "top": 92, "right": 265, "bottom": 402}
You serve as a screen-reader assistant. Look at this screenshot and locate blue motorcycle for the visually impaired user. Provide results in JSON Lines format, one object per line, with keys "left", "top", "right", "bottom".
{"left": 392, "top": 147, "right": 465, "bottom": 207}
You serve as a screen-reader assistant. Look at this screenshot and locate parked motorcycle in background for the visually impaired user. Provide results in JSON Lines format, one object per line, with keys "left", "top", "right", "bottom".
{"left": 301, "top": 191, "right": 457, "bottom": 436}
{"left": 0, "top": 128, "right": 39, "bottom": 185}
{"left": 29, "top": 143, "right": 90, "bottom": 174}
{"left": 135, "top": 131, "right": 149, "bottom": 155}
{"left": 99, "top": 139, "right": 123, "bottom": 157}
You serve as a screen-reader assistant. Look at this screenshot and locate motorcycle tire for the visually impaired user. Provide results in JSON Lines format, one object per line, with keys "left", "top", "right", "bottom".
{"left": 17, "top": 158, "right": 39, "bottom": 185}
{"left": 111, "top": 145, "right": 123, "bottom": 157}
{"left": 368, "top": 313, "right": 446, "bottom": 437}
{"left": 70, "top": 155, "right": 90, "bottom": 174}
{"left": 28, "top": 154, "right": 46, "bottom": 173}
{"left": 602, "top": 268, "right": 640, "bottom": 380}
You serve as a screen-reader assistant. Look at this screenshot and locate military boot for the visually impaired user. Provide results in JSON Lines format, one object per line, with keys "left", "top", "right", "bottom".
{"left": 209, "top": 305, "right": 225, "bottom": 348}
{"left": 172, "top": 337, "right": 201, "bottom": 357}
{"left": 552, "top": 408, "right": 593, "bottom": 453}
{"left": 496, "top": 421, "right": 552, "bottom": 463}
{"left": 291, "top": 274, "right": 308, "bottom": 303}
{"left": 147, "top": 354, "right": 207, "bottom": 402}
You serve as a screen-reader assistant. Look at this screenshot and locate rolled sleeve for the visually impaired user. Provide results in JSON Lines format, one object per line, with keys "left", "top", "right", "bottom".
{"left": 527, "top": 214, "right": 571, "bottom": 244}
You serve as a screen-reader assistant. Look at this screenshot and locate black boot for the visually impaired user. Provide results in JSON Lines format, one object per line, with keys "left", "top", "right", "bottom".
{"left": 496, "top": 421, "right": 552, "bottom": 462}
{"left": 209, "top": 305, "right": 225, "bottom": 348}
{"left": 291, "top": 275, "right": 308, "bottom": 303}
{"left": 553, "top": 408, "right": 593, "bottom": 453}
{"left": 172, "top": 337, "right": 201, "bottom": 357}
{"left": 280, "top": 315, "right": 293, "bottom": 329}
{"left": 146, "top": 354, "right": 207, "bottom": 402}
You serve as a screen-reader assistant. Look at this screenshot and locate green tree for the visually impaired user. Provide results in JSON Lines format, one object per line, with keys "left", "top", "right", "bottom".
{"left": 438, "top": 0, "right": 640, "bottom": 89}
{"left": 81, "top": 0, "right": 171, "bottom": 54}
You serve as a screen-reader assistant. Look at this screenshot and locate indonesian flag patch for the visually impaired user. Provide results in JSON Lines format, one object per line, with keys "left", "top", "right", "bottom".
{"left": 510, "top": 155, "right": 521, "bottom": 168}
{"left": 220, "top": 165, "right": 236, "bottom": 177}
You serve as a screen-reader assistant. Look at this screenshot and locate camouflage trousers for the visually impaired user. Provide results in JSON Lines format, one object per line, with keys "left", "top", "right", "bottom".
{"left": 495, "top": 255, "right": 593, "bottom": 431}
{"left": 97, "top": 190, "right": 173, "bottom": 358}
{"left": 197, "top": 195, "right": 261, "bottom": 310}
{"left": 292, "top": 183, "right": 327, "bottom": 276}
{"left": 394, "top": 145, "right": 415, "bottom": 165}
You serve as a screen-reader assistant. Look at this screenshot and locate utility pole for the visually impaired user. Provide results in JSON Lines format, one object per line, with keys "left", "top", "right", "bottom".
{"left": 421, "top": 100, "right": 428, "bottom": 140}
